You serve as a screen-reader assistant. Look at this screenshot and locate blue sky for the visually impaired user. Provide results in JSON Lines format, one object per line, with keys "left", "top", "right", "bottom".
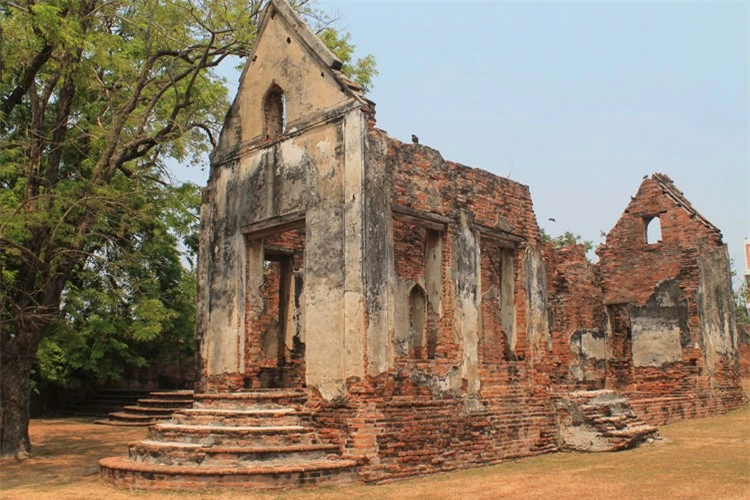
{"left": 175, "top": 1, "right": 749, "bottom": 282}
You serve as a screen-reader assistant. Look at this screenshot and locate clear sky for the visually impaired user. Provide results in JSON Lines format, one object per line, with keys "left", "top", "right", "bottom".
{"left": 174, "top": 0, "right": 749, "bottom": 283}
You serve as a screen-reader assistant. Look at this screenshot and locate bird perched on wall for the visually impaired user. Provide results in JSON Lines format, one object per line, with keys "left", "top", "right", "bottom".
{"left": 411, "top": 134, "right": 419, "bottom": 144}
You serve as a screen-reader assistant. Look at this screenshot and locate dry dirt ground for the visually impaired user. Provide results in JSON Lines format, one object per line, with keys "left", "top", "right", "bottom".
{"left": 2, "top": 389, "right": 748, "bottom": 500}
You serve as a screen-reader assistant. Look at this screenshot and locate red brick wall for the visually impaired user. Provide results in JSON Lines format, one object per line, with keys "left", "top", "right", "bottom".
{"left": 388, "top": 140, "right": 538, "bottom": 242}
{"left": 340, "top": 137, "right": 562, "bottom": 478}
{"left": 544, "top": 244, "right": 607, "bottom": 391}
{"left": 310, "top": 371, "right": 558, "bottom": 483}
{"left": 597, "top": 177, "right": 721, "bottom": 306}
{"left": 596, "top": 176, "right": 745, "bottom": 423}
{"left": 392, "top": 218, "right": 427, "bottom": 283}
{"left": 740, "top": 336, "right": 750, "bottom": 376}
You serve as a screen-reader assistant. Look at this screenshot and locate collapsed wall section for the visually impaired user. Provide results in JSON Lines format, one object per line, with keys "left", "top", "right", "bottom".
{"left": 544, "top": 245, "right": 607, "bottom": 391}
{"left": 596, "top": 174, "right": 745, "bottom": 424}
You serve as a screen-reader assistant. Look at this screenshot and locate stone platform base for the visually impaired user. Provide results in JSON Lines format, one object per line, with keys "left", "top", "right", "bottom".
{"left": 99, "top": 389, "right": 357, "bottom": 490}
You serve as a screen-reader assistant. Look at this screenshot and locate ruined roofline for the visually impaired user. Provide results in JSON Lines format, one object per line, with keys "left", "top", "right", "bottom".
{"left": 383, "top": 134, "right": 531, "bottom": 191}
{"left": 651, "top": 172, "right": 722, "bottom": 237}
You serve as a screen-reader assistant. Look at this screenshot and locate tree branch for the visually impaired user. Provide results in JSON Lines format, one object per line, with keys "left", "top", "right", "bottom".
{"left": 1, "top": 45, "right": 54, "bottom": 121}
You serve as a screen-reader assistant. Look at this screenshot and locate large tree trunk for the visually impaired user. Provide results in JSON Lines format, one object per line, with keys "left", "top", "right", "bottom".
{"left": 0, "top": 334, "right": 36, "bottom": 458}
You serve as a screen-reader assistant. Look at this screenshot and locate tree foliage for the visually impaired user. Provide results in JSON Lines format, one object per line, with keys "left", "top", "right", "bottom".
{"left": 34, "top": 183, "right": 199, "bottom": 392}
{"left": 735, "top": 282, "right": 749, "bottom": 325}
{"left": 318, "top": 28, "right": 378, "bottom": 94}
{"left": 0, "top": 0, "right": 377, "bottom": 458}
{"left": 539, "top": 228, "right": 594, "bottom": 254}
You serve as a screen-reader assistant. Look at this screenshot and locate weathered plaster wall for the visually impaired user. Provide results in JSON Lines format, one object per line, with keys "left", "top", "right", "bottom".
{"left": 629, "top": 280, "right": 687, "bottom": 368}
{"left": 524, "top": 247, "right": 551, "bottom": 362}
{"left": 216, "top": 8, "right": 355, "bottom": 153}
{"left": 198, "top": 2, "right": 373, "bottom": 397}
{"left": 362, "top": 130, "right": 392, "bottom": 376}
{"left": 380, "top": 139, "right": 547, "bottom": 398}
{"left": 202, "top": 112, "right": 370, "bottom": 398}
{"left": 697, "top": 246, "right": 737, "bottom": 374}
{"left": 199, "top": 5, "right": 747, "bottom": 480}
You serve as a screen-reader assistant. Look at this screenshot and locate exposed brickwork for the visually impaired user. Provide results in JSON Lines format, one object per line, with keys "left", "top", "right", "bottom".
{"left": 185, "top": 152, "right": 745, "bottom": 490}
{"left": 597, "top": 176, "right": 721, "bottom": 306}
{"left": 480, "top": 243, "right": 510, "bottom": 364}
{"left": 545, "top": 244, "right": 607, "bottom": 391}
{"left": 595, "top": 174, "right": 745, "bottom": 423}
{"left": 308, "top": 370, "right": 558, "bottom": 484}
{"left": 112, "top": 3, "right": 746, "bottom": 491}
{"left": 244, "top": 229, "right": 306, "bottom": 389}
{"left": 388, "top": 141, "right": 538, "bottom": 241}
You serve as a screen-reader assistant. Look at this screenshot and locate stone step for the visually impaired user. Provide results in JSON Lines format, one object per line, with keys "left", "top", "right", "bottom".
{"left": 129, "top": 440, "right": 341, "bottom": 466}
{"left": 123, "top": 405, "right": 181, "bottom": 414}
{"left": 148, "top": 390, "right": 195, "bottom": 399}
{"left": 99, "top": 456, "right": 358, "bottom": 491}
{"left": 193, "top": 391, "right": 306, "bottom": 410}
{"left": 137, "top": 398, "right": 195, "bottom": 408}
{"left": 605, "top": 424, "right": 658, "bottom": 438}
{"left": 94, "top": 418, "right": 154, "bottom": 427}
{"left": 557, "top": 390, "right": 659, "bottom": 452}
{"left": 107, "top": 411, "right": 158, "bottom": 422}
{"left": 149, "top": 423, "right": 319, "bottom": 447}
{"left": 172, "top": 408, "right": 306, "bottom": 427}
{"left": 95, "top": 390, "right": 195, "bottom": 426}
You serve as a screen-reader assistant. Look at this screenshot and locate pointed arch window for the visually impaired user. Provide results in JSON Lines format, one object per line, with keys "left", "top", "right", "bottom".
{"left": 263, "top": 83, "right": 286, "bottom": 140}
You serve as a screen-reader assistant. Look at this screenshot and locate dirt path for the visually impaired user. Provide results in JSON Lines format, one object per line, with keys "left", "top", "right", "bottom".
{"left": 2, "top": 402, "right": 748, "bottom": 500}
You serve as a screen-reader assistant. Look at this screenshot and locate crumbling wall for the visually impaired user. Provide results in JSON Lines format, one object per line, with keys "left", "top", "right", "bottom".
{"left": 544, "top": 245, "right": 607, "bottom": 390}
{"left": 200, "top": 7, "right": 747, "bottom": 480}
{"left": 597, "top": 174, "right": 745, "bottom": 424}
{"left": 697, "top": 247, "right": 738, "bottom": 375}
{"left": 309, "top": 136, "right": 563, "bottom": 479}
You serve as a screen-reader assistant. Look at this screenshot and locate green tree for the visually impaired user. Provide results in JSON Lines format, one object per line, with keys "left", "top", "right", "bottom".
{"left": 539, "top": 228, "right": 594, "bottom": 254}
{"left": 318, "top": 28, "right": 378, "bottom": 94}
{"left": 34, "top": 183, "right": 199, "bottom": 395}
{"left": 0, "top": 0, "right": 376, "bottom": 458}
{"left": 733, "top": 282, "right": 750, "bottom": 349}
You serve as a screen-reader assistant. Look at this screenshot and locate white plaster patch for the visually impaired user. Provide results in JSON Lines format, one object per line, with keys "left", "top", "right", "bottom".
{"left": 279, "top": 139, "right": 307, "bottom": 167}
{"left": 631, "top": 317, "right": 682, "bottom": 367}
{"left": 316, "top": 138, "right": 332, "bottom": 158}
{"left": 581, "top": 333, "right": 606, "bottom": 360}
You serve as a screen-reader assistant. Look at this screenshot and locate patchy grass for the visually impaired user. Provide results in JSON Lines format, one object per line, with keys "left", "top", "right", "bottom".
{"left": 2, "top": 388, "right": 748, "bottom": 500}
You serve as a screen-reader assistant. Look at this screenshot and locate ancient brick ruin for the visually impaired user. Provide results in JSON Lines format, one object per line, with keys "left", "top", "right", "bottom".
{"left": 100, "top": 0, "right": 746, "bottom": 490}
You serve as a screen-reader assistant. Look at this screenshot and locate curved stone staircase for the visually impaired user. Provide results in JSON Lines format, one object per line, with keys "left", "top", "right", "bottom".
{"left": 99, "top": 389, "right": 358, "bottom": 490}
{"left": 95, "top": 390, "right": 195, "bottom": 426}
